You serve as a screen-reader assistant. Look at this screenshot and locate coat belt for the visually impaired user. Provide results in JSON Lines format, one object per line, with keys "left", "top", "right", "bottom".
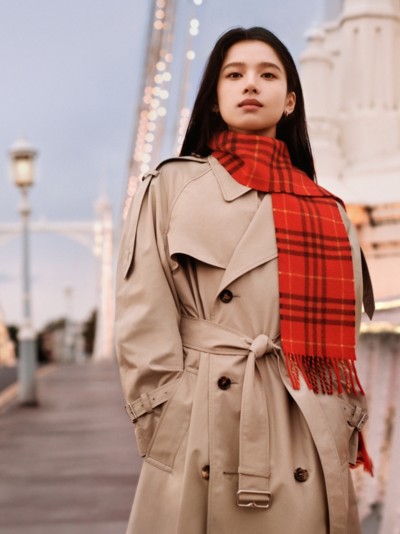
{"left": 180, "top": 316, "right": 280, "bottom": 509}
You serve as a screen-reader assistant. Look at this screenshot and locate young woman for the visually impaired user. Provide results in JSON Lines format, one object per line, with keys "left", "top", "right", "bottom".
{"left": 115, "top": 27, "right": 374, "bottom": 534}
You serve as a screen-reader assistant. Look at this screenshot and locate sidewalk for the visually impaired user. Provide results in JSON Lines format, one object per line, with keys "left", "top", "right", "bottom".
{"left": 0, "top": 358, "right": 141, "bottom": 534}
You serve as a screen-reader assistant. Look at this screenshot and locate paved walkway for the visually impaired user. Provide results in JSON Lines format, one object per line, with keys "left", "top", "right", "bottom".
{"left": 0, "top": 358, "right": 140, "bottom": 534}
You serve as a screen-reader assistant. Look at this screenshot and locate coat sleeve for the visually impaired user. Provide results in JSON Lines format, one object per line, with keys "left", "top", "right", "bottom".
{"left": 115, "top": 171, "right": 183, "bottom": 457}
{"left": 337, "top": 204, "right": 373, "bottom": 474}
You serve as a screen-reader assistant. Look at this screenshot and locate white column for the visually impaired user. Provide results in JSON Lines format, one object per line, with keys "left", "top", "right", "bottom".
{"left": 379, "top": 343, "right": 400, "bottom": 534}
{"left": 93, "top": 196, "right": 114, "bottom": 360}
{"left": 340, "top": 0, "right": 400, "bottom": 163}
{"left": 300, "top": 29, "right": 343, "bottom": 178}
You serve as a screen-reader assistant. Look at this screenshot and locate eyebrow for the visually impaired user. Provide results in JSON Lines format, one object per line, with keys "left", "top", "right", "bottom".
{"left": 221, "top": 61, "right": 282, "bottom": 72}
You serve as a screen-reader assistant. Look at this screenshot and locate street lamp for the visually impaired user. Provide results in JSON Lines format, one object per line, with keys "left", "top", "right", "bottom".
{"left": 9, "top": 138, "right": 38, "bottom": 405}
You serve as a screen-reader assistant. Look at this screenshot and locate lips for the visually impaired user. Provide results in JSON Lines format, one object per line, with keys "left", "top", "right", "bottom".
{"left": 238, "top": 99, "right": 262, "bottom": 107}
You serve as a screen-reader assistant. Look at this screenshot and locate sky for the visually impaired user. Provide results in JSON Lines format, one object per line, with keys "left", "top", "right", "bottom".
{"left": 0, "top": 0, "right": 331, "bottom": 331}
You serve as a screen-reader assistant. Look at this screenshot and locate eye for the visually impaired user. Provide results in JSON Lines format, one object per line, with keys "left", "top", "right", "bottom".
{"left": 226, "top": 72, "right": 242, "bottom": 79}
{"left": 262, "top": 72, "right": 276, "bottom": 79}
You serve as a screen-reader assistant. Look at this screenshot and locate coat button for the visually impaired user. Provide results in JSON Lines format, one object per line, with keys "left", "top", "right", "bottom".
{"left": 294, "top": 467, "right": 309, "bottom": 482}
{"left": 217, "top": 376, "right": 231, "bottom": 390}
{"left": 219, "top": 289, "right": 233, "bottom": 303}
{"left": 201, "top": 465, "right": 210, "bottom": 480}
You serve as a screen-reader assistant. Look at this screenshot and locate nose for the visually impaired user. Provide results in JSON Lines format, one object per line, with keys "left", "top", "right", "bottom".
{"left": 243, "top": 74, "right": 259, "bottom": 94}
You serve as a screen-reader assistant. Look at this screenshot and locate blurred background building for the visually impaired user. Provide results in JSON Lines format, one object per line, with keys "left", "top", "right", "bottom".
{"left": 0, "top": 307, "right": 15, "bottom": 366}
{"left": 299, "top": 0, "right": 400, "bottom": 531}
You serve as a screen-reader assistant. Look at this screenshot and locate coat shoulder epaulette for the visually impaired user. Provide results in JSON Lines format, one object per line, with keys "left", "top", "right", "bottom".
{"left": 156, "top": 155, "right": 208, "bottom": 170}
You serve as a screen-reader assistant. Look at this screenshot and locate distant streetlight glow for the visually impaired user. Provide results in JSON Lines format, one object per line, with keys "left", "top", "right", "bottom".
{"left": 10, "top": 138, "right": 36, "bottom": 187}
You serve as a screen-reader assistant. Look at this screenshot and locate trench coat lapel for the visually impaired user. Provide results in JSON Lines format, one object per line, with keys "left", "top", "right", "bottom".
{"left": 209, "top": 157, "right": 278, "bottom": 297}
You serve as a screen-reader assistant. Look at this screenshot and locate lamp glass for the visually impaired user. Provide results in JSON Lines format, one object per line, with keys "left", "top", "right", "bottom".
{"left": 12, "top": 155, "right": 35, "bottom": 187}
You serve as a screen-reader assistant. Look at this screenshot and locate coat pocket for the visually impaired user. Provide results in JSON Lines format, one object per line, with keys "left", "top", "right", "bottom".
{"left": 145, "top": 370, "right": 196, "bottom": 472}
{"left": 334, "top": 396, "right": 367, "bottom": 466}
{"left": 134, "top": 405, "right": 164, "bottom": 458}
{"left": 319, "top": 393, "right": 365, "bottom": 467}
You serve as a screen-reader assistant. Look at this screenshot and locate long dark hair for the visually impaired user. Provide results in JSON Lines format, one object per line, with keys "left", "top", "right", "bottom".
{"left": 180, "top": 27, "right": 316, "bottom": 181}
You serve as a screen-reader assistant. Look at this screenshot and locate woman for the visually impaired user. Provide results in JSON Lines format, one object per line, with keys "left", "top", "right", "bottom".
{"left": 115, "top": 27, "right": 374, "bottom": 534}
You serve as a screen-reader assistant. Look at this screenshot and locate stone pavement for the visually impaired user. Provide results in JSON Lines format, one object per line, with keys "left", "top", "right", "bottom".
{"left": 0, "top": 358, "right": 141, "bottom": 534}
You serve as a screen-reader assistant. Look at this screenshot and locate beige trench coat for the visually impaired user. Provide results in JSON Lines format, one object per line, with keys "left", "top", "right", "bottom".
{"left": 115, "top": 155, "right": 368, "bottom": 534}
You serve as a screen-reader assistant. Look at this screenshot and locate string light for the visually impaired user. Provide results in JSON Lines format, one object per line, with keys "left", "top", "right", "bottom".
{"left": 175, "top": 1, "right": 203, "bottom": 154}
{"left": 148, "top": 110, "right": 158, "bottom": 121}
{"left": 131, "top": 0, "right": 203, "bottom": 188}
{"left": 189, "top": 18, "right": 200, "bottom": 36}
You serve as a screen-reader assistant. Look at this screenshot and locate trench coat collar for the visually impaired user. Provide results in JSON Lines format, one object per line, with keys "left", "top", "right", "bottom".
{"left": 208, "top": 155, "right": 251, "bottom": 201}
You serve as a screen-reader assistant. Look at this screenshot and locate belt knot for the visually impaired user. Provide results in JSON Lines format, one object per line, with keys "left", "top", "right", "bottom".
{"left": 249, "top": 334, "right": 275, "bottom": 358}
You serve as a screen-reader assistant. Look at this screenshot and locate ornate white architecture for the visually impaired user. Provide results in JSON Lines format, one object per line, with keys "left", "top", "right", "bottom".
{"left": 300, "top": 0, "right": 400, "bottom": 300}
{"left": 300, "top": 1, "right": 400, "bottom": 531}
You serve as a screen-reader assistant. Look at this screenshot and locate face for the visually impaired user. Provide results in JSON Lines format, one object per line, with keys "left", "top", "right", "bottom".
{"left": 216, "top": 40, "right": 296, "bottom": 137}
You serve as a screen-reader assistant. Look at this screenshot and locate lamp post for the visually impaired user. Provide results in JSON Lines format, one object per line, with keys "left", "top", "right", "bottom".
{"left": 9, "top": 138, "right": 38, "bottom": 406}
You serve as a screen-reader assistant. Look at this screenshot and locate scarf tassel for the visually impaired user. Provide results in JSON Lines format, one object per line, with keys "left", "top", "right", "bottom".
{"left": 286, "top": 353, "right": 365, "bottom": 396}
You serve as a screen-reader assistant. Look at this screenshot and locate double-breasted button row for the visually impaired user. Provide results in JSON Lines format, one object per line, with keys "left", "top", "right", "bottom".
{"left": 294, "top": 467, "right": 309, "bottom": 482}
{"left": 217, "top": 376, "right": 232, "bottom": 390}
{"left": 219, "top": 289, "right": 233, "bottom": 303}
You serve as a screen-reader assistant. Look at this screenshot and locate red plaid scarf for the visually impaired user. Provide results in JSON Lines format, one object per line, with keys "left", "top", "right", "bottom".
{"left": 210, "top": 131, "right": 364, "bottom": 396}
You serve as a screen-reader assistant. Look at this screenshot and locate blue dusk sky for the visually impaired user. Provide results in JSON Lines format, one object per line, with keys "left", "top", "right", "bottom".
{"left": 0, "top": 0, "right": 332, "bottom": 330}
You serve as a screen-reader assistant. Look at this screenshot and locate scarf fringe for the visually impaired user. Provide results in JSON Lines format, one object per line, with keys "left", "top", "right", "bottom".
{"left": 286, "top": 353, "right": 365, "bottom": 396}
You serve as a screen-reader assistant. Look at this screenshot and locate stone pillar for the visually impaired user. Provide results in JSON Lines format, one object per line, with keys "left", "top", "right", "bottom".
{"left": 379, "top": 337, "right": 400, "bottom": 534}
{"left": 93, "top": 196, "right": 114, "bottom": 360}
{"left": 300, "top": 29, "right": 343, "bottom": 178}
{"left": 340, "top": 0, "right": 400, "bottom": 164}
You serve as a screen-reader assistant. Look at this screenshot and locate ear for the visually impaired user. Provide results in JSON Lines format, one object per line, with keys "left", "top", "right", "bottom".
{"left": 284, "top": 92, "right": 296, "bottom": 116}
{"left": 211, "top": 103, "right": 219, "bottom": 113}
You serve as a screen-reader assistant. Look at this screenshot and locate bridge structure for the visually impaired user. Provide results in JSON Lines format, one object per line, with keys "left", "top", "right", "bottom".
{"left": 123, "top": 0, "right": 204, "bottom": 216}
{"left": 0, "top": 195, "right": 113, "bottom": 361}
